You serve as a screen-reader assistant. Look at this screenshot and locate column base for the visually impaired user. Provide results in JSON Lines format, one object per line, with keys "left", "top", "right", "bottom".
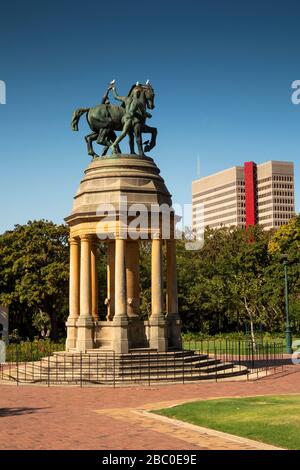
{"left": 149, "top": 316, "right": 167, "bottom": 352}
{"left": 65, "top": 317, "right": 78, "bottom": 351}
{"left": 128, "top": 318, "right": 148, "bottom": 349}
{"left": 76, "top": 316, "right": 94, "bottom": 352}
{"left": 112, "top": 316, "right": 129, "bottom": 354}
{"left": 166, "top": 313, "right": 182, "bottom": 349}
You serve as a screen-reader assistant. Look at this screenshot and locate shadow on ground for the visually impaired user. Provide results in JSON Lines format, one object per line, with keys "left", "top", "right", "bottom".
{"left": 0, "top": 407, "right": 49, "bottom": 417}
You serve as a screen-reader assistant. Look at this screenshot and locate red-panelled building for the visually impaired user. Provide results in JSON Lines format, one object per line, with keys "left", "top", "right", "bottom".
{"left": 244, "top": 161, "right": 257, "bottom": 228}
{"left": 192, "top": 161, "right": 295, "bottom": 231}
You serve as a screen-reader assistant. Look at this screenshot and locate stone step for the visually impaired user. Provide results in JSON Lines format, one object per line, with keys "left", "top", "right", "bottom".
{"left": 54, "top": 349, "right": 195, "bottom": 359}
{"left": 20, "top": 355, "right": 220, "bottom": 370}
{"left": 4, "top": 361, "right": 242, "bottom": 379}
{"left": 40, "top": 353, "right": 209, "bottom": 367}
{"left": 1, "top": 349, "right": 249, "bottom": 384}
{"left": 3, "top": 365, "right": 248, "bottom": 384}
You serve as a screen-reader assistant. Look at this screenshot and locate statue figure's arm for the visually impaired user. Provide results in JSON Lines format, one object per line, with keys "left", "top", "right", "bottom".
{"left": 101, "top": 87, "right": 111, "bottom": 104}
{"left": 112, "top": 87, "right": 126, "bottom": 103}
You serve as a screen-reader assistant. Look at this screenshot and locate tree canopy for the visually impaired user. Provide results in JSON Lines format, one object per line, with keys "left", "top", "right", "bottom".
{"left": 0, "top": 220, "right": 69, "bottom": 338}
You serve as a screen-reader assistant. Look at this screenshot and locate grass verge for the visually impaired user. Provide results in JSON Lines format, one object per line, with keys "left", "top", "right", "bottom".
{"left": 154, "top": 394, "right": 300, "bottom": 449}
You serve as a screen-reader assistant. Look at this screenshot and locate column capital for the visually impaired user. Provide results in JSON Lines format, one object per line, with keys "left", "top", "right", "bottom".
{"left": 69, "top": 237, "right": 80, "bottom": 245}
{"left": 79, "top": 234, "right": 91, "bottom": 242}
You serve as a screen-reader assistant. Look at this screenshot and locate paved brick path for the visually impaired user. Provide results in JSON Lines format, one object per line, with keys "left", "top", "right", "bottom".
{"left": 0, "top": 365, "right": 299, "bottom": 450}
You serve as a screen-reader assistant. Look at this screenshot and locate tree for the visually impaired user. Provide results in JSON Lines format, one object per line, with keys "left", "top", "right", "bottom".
{"left": 0, "top": 220, "right": 69, "bottom": 339}
{"left": 268, "top": 216, "right": 300, "bottom": 330}
{"left": 32, "top": 310, "right": 51, "bottom": 338}
{"left": 229, "top": 272, "right": 267, "bottom": 346}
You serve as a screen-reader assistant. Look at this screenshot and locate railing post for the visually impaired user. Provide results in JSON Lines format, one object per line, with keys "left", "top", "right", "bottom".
{"left": 113, "top": 351, "right": 116, "bottom": 388}
{"left": 148, "top": 351, "right": 151, "bottom": 386}
{"left": 16, "top": 344, "right": 19, "bottom": 386}
{"left": 47, "top": 354, "right": 50, "bottom": 387}
{"left": 72, "top": 354, "right": 74, "bottom": 382}
{"left": 97, "top": 354, "right": 99, "bottom": 384}
{"left": 157, "top": 351, "right": 160, "bottom": 382}
{"left": 80, "top": 351, "right": 83, "bottom": 388}
{"left": 251, "top": 340, "right": 254, "bottom": 369}
{"left": 64, "top": 354, "right": 66, "bottom": 383}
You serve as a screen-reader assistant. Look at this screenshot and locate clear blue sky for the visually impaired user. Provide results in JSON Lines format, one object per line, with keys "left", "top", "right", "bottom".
{"left": 0, "top": 0, "right": 299, "bottom": 233}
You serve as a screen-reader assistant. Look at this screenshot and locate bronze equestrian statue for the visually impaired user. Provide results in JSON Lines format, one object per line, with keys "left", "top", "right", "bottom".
{"left": 71, "top": 80, "right": 157, "bottom": 158}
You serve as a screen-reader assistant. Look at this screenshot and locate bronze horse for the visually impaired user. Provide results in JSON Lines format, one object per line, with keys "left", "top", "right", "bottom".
{"left": 71, "top": 84, "right": 157, "bottom": 158}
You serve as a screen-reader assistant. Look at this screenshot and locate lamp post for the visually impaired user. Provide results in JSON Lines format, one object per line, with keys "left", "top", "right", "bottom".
{"left": 283, "top": 260, "right": 293, "bottom": 354}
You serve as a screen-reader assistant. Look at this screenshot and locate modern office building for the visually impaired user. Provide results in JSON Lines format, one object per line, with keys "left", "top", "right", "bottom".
{"left": 192, "top": 161, "right": 295, "bottom": 231}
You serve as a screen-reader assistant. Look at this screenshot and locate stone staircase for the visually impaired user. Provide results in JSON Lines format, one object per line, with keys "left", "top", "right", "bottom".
{"left": 2, "top": 349, "right": 248, "bottom": 385}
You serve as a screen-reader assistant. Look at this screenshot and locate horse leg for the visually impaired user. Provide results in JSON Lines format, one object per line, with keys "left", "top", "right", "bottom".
{"left": 142, "top": 125, "right": 157, "bottom": 152}
{"left": 109, "top": 131, "right": 121, "bottom": 154}
{"left": 101, "top": 131, "right": 120, "bottom": 156}
{"left": 101, "top": 145, "right": 109, "bottom": 156}
{"left": 134, "top": 124, "right": 144, "bottom": 156}
{"left": 85, "top": 132, "right": 99, "bottom": 158}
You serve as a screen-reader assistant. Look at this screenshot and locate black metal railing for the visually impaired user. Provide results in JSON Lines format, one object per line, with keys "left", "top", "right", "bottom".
{"left": 0, "top": 339, "right": 286, "bottom": 387}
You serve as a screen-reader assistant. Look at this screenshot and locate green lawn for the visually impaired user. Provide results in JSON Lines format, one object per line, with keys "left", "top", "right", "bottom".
{"left": 154, "top": 394, "right": 300, "bottom": 449}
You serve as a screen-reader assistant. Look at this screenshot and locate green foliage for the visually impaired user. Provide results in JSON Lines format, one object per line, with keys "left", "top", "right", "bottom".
{"left": 32, "top": 310, "right": 51, "bottom": 338}
{"left": 268, "top": 216, "right": 300, "bottom": 331}
{"left": 177, "top": 218, "right": 300, "bottom": 335}
{"left": 0, "top": 220, "right": 69, "bottom": 339}
{"left": 6, "top": 338, "right": 65, "bottom": 361}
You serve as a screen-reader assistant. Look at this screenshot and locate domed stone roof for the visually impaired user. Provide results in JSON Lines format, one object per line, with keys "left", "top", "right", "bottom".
{"left": 65, "top": 155, "right": 172, "bottom": 227}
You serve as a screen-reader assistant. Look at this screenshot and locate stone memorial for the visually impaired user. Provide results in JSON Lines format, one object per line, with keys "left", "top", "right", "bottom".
{"left": 66, "top": 80, "right": 181, "bottom": 354}
{"left": 1, "top": 81, "right": 247, "bottom": 384}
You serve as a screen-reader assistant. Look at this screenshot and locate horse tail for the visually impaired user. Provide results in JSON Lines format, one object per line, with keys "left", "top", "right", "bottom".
{"left": 71, "top": 108, "right": 90, "bottom": 131}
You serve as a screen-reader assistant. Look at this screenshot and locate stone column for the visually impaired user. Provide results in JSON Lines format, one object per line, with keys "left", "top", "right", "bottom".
{"left": 166, "top": 239, "right": 178, "bottom": 315}
{"left": 106, "top": 241, "right": 115, "bottom": 320}
{"left": 91, "top": 237, "right": 99, "bottom": 321}
{"left": 126, "top": 241, "right": 140, "bottom": 318}
{"left": 149, "top": 238, "right": 167, "bottom": 351}
{"left": 66, "top": 237, "right": 80, "bottom": 351}
{"left": 76, "top": 234, "right": 94, "bottom": 351}
{"left": 166, "top": 239, "right": 181, "bottom": 349}
{"left": 112, "top": 238, "right": 129, "bottom": 353}
{"left": 151, "top": 238, "right": 163, "bottom": 317}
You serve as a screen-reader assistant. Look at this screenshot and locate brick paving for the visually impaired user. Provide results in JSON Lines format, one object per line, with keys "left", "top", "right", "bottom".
{"left": 0, "top": 365, "right": 299, "bottom": 450}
